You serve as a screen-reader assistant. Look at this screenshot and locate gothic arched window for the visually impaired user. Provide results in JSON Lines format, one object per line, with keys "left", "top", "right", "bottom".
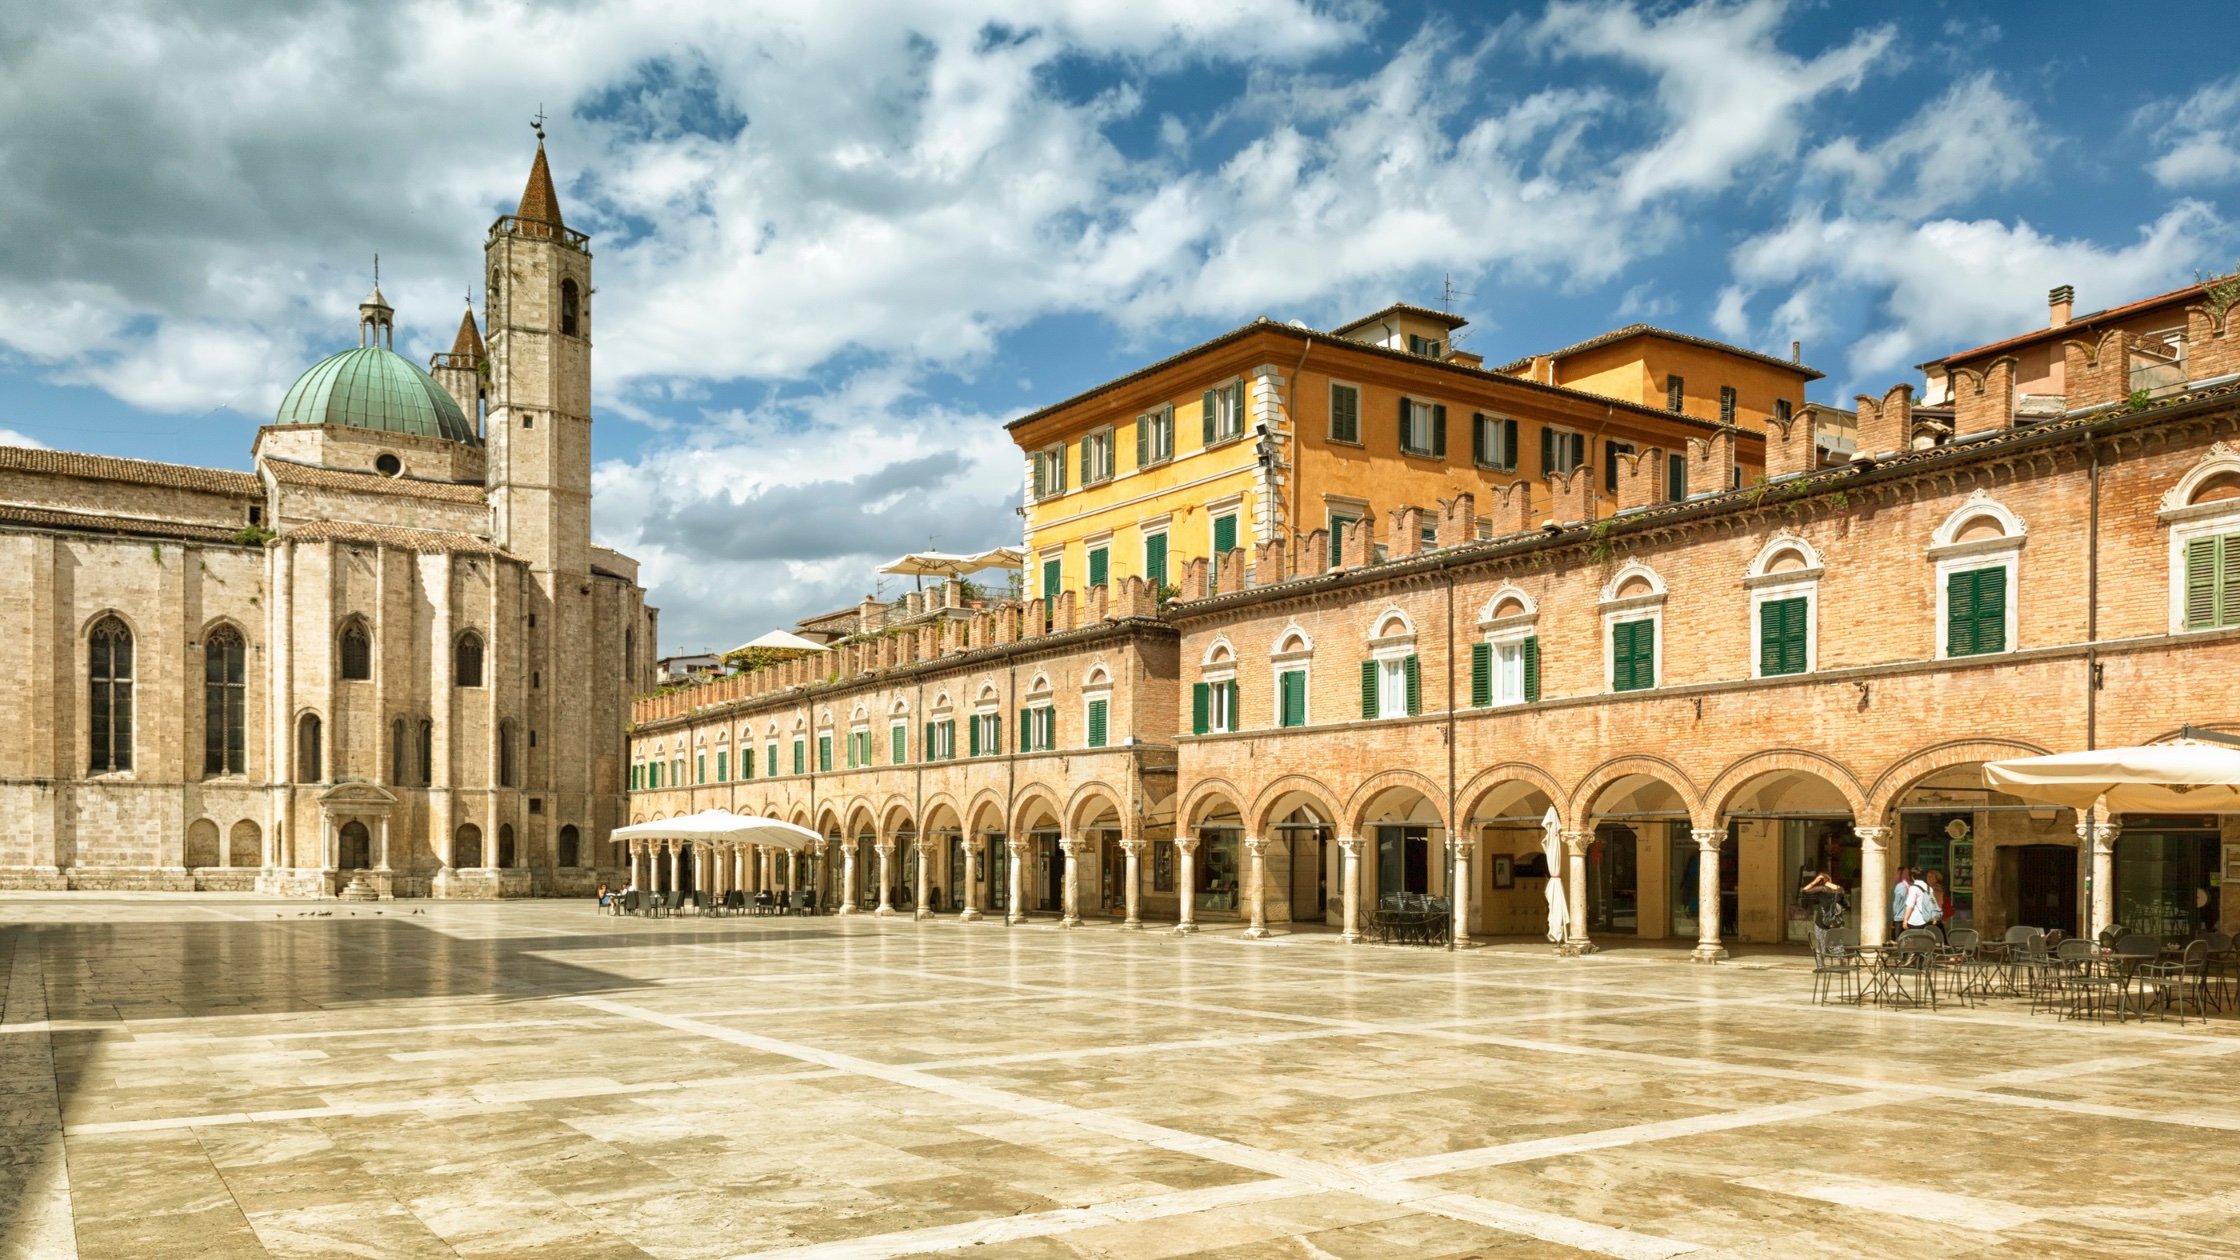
{"left": 556, "top": 824, "right": 580, "bottom": 868}
{"left": 390, "top": 718, "right": 406, "bottom": 785}
{"left": 89, "top": 616, "right": 133, "bottom": 773}
{"left": 498, "top": 719, "right": 518, "bottom": 788}
{"left": 560, "top": 278, "right": 580, "bottom": 336}
{"left": 339, "top": 621, "right": 371, "bottom": 680}
{"left": 455, "top": 632, "right": 484, "bottom": 688}
{"left": 203, "top": 625, "right": 246, "bottom": 776}
{"left": 417, "top": 719, "right": 434, "bottom": 786}
{"left": 297, "top": 713, "right": 323, "bottom": 782}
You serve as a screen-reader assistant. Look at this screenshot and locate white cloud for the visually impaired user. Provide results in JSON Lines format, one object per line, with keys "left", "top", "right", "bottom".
{"left": 1727, "top": 201, "right": 2227, "bottom": 388}
{"left": 0, "top": 428, "right": 45, "bottom": 449}
{"left": 1806, "top": 73, "right": 2045, "bottom": 213}
{"left": 2141, "top": 74, "right": 2240, "bottom": 188}
{"left": 1534, "top": 0, "right": 1894, "bottom": 207}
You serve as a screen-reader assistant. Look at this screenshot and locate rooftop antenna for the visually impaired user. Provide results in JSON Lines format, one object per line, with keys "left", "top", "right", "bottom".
{"left": 531, "top": 106, "right": 547, "bottom": 142}
{"left": 1440, "top": 272, "right": 1474, "bottom": 345}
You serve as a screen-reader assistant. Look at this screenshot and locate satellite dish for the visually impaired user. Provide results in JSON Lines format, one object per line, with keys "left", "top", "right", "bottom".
{"left": 1288, "top": 319, "right": 1309, "bottom": 328}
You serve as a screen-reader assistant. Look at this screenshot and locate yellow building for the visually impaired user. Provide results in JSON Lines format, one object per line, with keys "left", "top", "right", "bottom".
{"left": 1008, "top": 305, "right": 1823, "bottom": 600}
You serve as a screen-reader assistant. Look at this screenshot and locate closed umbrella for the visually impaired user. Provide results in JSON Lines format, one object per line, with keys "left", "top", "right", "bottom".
{"left": 1983, "top": 742, "right": 2240, "bottom": 812}
{"left": 1541, "top": 806, "right": 1570, "bottom": 945}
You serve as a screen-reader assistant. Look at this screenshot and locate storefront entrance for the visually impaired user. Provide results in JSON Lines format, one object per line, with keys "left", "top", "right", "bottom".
{"left": 1197, "top": 827, "right": 1241, "bottom": 913}
{"left": 1672, "top": 828, "right": 1735, "bottom": 941}
{"left": 1903, "top": 812, "right": 1977, "bottom": 929}
{"left": 2004, "top": 844, "right": 2077, "bottom": 936}
{"left": 1375, "top": 825, "right": 1430, "bottom": 901}
{"left": 985, "top": 834, "right": 1009, "bottom": 915}
{"left": 1779, "top": 819, "right": 1860, "bottom": 943}
{"left": 2115, "top": 816, "right": 2221, "bottom": 941}
{"left": 1588, "top": 824, "right": 1638, "bottom": 934}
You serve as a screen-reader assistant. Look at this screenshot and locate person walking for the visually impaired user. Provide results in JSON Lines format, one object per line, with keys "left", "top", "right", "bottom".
{"left": 1888, "top": 864, "right": 1912, "bottom": 943}
{"left": 1924, "top": 868, "right": 1954, "bottom": 941}
{"left": 1903, "top": 868, "right": 1941, "bottom": 938}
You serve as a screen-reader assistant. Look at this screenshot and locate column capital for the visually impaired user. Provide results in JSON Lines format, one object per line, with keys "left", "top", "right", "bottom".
{"left": 1242, "top": 835, "right": 1266, "bottom": 855}
{"left": 1853, "top": 825, "right": 1890, "bottom": 849}
{"left": 1559, "top": 828, "right": 1593, "bottom": 846}
{"left": 1445, "top": 833, "right": 1473, "bottom": 858}
{"left": 1337, "top": 834, "right": 1363, "bottom": 856}
{"left": 1690, "top": 827, "right": 1724, "bottom": 850}
{"left": 2075, "top": 817, "right": 2120, "bottom": 846}
{"left": 1006, "top": 836, "right": 1028, "bottom": 856}
{"left": 1174, "top": 835, "right": 1200, "bottom": 854}
{"left": 1059, "top": 836, "right": 1082, "bottom": 856}
{"left": 1118, "top": 837, "right": 1147, "bottom": 855}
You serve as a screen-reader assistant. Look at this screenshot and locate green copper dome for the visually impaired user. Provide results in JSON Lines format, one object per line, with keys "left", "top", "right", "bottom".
{"left": 273, "top": 346, "right": 478, "bottom": 444}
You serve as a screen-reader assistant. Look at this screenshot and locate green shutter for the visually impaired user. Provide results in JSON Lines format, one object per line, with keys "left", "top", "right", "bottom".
{"left": 1145, "top": 533, "right": 1167, "bottom": 587}
{"left": 1471, "top": 642, "right": 1491, "bottom": 707}
{"left": 1522, "top": 635, "right": 1541, "bottom": 702}
{"left": 1949, "top": 567, "right": 2006, "bottom": 656}
{"left": 893, "top": 725, "right": 905, "bottom": 764}
{"left": 1361, "top": 659, "right": 1379, "bottom": 719}
{"left": 1403, "top": 654, "right": 1421, "bottom": 715}
{"left": 1329, "top": 516, "right": 1353, "bottom": 568}
{"left": 717, "top": 751, "right": 727, "bottom": 781}
{"left": 1192, "top": 682, "right": 1209, "bottom": 735}
{"left": 1397, "top": 396, "right": 1413, "bottom": 452}
{"left": 1471, "top": 412, "right": 1486, "bottom": 465}
{"left": 1088, "top": 699, "right": 1108, "bottom": 748}
{"left": 696, "top": 755, "right": 705, "bottom": 784}
{"left": 1280, "top": 669, "right": 1305, "bottom": 727}
{"left": 1214, "top": 514, "right": 1237, "bottom": 556}
{"left": 1136, "top": 414, "right": 1149, "bottom": 468}
{"left": 2186, "top": 536, "right": 2220, "bottom": 628}
{"left": 1974, "top": 566, "right": 2006, "bottom": 653}
{"left": 923, "top": 722, "right": 933, "bottom": 761}
{"left": 1227, "top": 680, "right": 1241, "bottom": 731}
{"left": 818, "top": 735, "right": 831, "bottom": 772}
{"left": 1202, "top": 389, "right": 1217, "bottom": 445}
{"left": 1018, "top": 708, "right": 1029, "bottom": 753}
{"left": 1502, "top": 418, "right": 1519, "bottom": 470}
{"left": 1230, "top": 380, "right": 1245, "bottom": 435}
{"left": 968, "top": 715, "right": 981, "bottom": 757}
{"left": 1042, "top": 559, "right": 1060, "bottom": 601}
{"left": 1614, "top": 620, "right": 1655, "bottom": 691}
{"left": 1032, "top": 453, "right": 1046, "bottom": 499}
{"left": 2222, "top": 534, "right": 2240, "bottom": 629}
{"left": 1432, "top": 404, "right": 1447, "bottom": 458}
{"left": 1760, "top": 596, "right": 1808, "bottom": 677}
{"left": 1088, "top": 548, "right": 1108, "bottom": 588}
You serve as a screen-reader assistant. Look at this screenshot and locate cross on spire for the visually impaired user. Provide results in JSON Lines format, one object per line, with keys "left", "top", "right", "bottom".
{"left": 531, "top": 105, "right": 546, "bottom": 141}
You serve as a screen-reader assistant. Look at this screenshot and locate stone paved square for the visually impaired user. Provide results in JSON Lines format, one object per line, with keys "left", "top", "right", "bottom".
{"left": 4, "top": 898, "right": 2237, "bottom": 1259}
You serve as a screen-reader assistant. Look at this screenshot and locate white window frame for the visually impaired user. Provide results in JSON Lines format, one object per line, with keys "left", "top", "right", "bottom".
{"left": 1209, "top": 379, "right": 1245, "bottom": 443}
{"left": 1271, "top": 625, "right": 1313, "bottom": 728}
{"left": 1207, "top": 496, "right": 1242, "bottom": 562}
{"left": 1082, "top": 670, "right": 1114, "bottom": 748}
{"left": 1083, "top": 427, "right": 1115, "bottom": 485}
{"left": 1143, "top": 406, "right": 1175, "bottom": 466}
{"left": 1598, "top": 562, "right": 1668, "bottom": 693}
{"left": 1369, "top": 611, "right": 1416, "bottom": 720}
{"left": 1037, "top": 443, "right": 1067, "bottom": 498}
{"left": 1744, "top": 533, "right": 1825, "bottom": 679}
{"left": 1475, "top": 412, "right": 1517, "bottom": 471}
{"left": 1546, "top": 424, "right": 1584, "bottom": 474}
{"left": 889, "top": 718, "right": 908, "bottom": 761}
{"left": 1328, "top": 380, "right": 1362, "bottom": 444}
{"left": 1480, "top": 589, "right": 1539, "bottom": 707}
{"left": 2158, "top": 448, "right": 2240, "bottom": 633}
{"left": 1401, "top": 399, "right": 1437, "bottom": 456}
{"left": 1202, "top": 641, "right": 1237, "bottom": 734}
{"left": 849, "top": 721, "right": 870, "bottom": 766}
{"left": 1927, "top": 494, "right": 2026, "bottom": 660}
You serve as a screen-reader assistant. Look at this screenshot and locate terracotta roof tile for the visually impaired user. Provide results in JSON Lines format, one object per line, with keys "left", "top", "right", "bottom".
{"left": 1494, "top": 323, "right": 1823, "bottom": 380}
{"left": 0, "top": 503, "right": 244, "bottom": 544}
{"left": 448, "top": 307, "right": 485, "bottom": 361}
{"left": 0, "top": 445, "right": 261, "bottom": 496}
{"left": 263, "top": 457, "right": 488, "bottom": 503}
{"left": 281, "top": 519, "right": 520, "bottom": 559}
{"left": 516, "top": 141, "right": 565, "bottom": 228}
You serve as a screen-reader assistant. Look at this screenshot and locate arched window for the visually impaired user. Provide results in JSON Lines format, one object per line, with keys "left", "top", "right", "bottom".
{"left": 297, "top": 713, "right": 323, "bottom": 782}
{"left": 203, "top": 625, "right": 246, "bottom": 776}
{"left": 339, "top": 620, "right": 371, "bottom": 681}
{"left": 89, "top": 616, "right": 134, "bottom": 773}
{"left": 455, "top": 632, "right": 484, "bottom": 687}
{"left": 557, "top": 824, "right": 580, "bottom": 868}
{"left": 498, "top": 823, "right": 517, "bottom": 868}
{"left": 416, "top": 719, "right": 434, "bottom": 785}
{"left": 560, "top": 278, "right": 580, "bottom": 336}
{"left": 455, "top": 823, "right": 483, "bottom": 868}
{"left": 390, "top": 718, "right": 406, "bottom": 784}
{"left": 498, "top": 720, "right": 518, "bottom": 788}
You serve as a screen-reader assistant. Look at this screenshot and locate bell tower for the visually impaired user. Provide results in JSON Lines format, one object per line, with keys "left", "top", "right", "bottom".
{"left": 483, "top": 123, "right": 595, "bottom": 824}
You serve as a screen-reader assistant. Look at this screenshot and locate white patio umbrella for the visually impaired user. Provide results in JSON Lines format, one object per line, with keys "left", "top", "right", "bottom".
{"left": 730, "top": 629, "right": 828, "bottom": 655}
{"left": 612, "top": 809, "right": 820, "bottom": 851}
{"left": 1983, "top": 741, "right": 2240, "bottom": 813}
{"left": 1540, "top": 806, "right": 1570, "bottom": 944}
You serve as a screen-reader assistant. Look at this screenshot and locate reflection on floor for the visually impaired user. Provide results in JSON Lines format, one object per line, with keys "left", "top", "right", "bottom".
{"left": 3, "top": 898, "right": 2238, "bottom": 1259}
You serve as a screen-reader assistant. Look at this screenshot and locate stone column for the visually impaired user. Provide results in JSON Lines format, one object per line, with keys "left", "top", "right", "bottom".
{"left": 1243, "top": 836, "right": 1270, "bottom": 940}
{"left": 1006, "top": 838, "right": 1028, "bottom": 925}
{"left": 1561, "top": 829, "right": 1596, "bottom": 955}
{"left": 1856, "top": 825, "right": 1890, "bottom": 949}
{"left": 1173, "top": 836, "right": 1199, "bottom": 935}
{"left": 376, "top": 816, "right": 391, "bottom": 872}
{"left": 838, "top": 841, "right": 859, "bottom": 915}
{"left": 1690, "top": 827, "right": 1727, "bottom": 962}
{"left": 876, "top": 841, "right": 896, "bottom": 916}
{"left": 1447, "top": 833, "right": 1473, "bottom": 946}
{"left": 2081, "top": 813, "right": 2119, "bottom": 940}
{"left": 1120, "top": 838, "right": 1144, "bottom": 929}
{"left": 1057, "top": 837, "right": 1082, "bottom": 927}
{"left": 668, "top": 842, "right": 680, "bottom": 896}
{"left": 960, "top": 837, "right": 983, "bottom": 922}
{"left": 1338, "top": 834, "right": 1363, "bottom": 943}
{"left": 913, "top": 839, "right": 932, "bottom": 921}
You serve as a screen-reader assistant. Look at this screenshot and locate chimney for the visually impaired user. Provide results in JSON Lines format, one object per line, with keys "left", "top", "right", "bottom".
{"left": 1791, "top": 340, "right": 1801, "bottom": 364}
{"left": 2049, "top": 284, "right": 2074, "bottom": 329}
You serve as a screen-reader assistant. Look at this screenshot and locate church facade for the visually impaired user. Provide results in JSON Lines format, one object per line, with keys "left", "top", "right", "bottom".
{"left": 0, "top": 143, "right": 653, "bottom": 898}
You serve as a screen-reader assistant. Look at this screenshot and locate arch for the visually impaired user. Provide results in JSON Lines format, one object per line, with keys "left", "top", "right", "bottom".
{"left": 964, "top": 788, "right": 1007, "bottom": 834}
{"left": 1745, "top": 530, "right": 1825, "bottom": 579}
{"left": 497, "top": 719, "right": 519, "bottom": 788}
{"left": 844, "top": 803, "right": 877, "bottom": 840}
{"left": 560, "top": 276, "right": 580, "bottom": 336}
{"left": 1199, "top": 635, "right": 1237, "bottom": 667}
{"left": 1176, "top": 776, "right": 1247, "bottom": 829}
{"left": 338, "top": 820, "right": 371, "bottom": 870}
{"left": 1083, "top": 665, "right": 1112, "bottom": 690}
{"left": 1369, "top": 607, "right": 1415, "bottom": 640}
{"left": 889, "top": 695, "right": 911, "bottom": 716}
{"left": 878, "top": 797, "right": 916, "bottom": 844}
{"left": 1457, "top": 762, "right": 1568, "bottom": 827}
{"left": 1599, "top": 560, "right": 1668, "bottom": 604}
{"left": 931, "top": 690, "right": 952, "bottom": 711}
{"left": 1569, "top": 755, "right": 1704, "bottom": 827}
{"left": 498, "top": 823, "right": 517, "bottom": 868}
{"left": 1248, "top": 773, "right": 1344, "bottom": 836}
{"left": 1065, "top": 781, "right": 1128, "bottom": 835}
{"left": 185, "top": 818, "right": 221, "bottom": 868}
{"left": 786, "top": 804, "right": 812, "bottom": 828}
{"left": 1025, "top": 671, "right": 1053, "bottom": 695}
{"left": 814, "top": 805, "right": 843, "bottom": 837}
{"left": 2160, "top": 441, "right": 2240, "bottom": 516}
{"left": 1705, "top": 749, "right": 1870, "bottom": 821}
{"left": 87, "top": 613, "right": 134, "bottom": 774}
{"left": 919, "top": 793, "right": 964, "bottom": 830}
{"left": 1010, "top": 787, "right": 1065, "bottom": 834}
{"left": 295, "top": 711, "right": 324, "bottom": 782}
{"left": 1345, "top": 768, "right": 1449, "bottom": 833}
{"left": 227, "top": 819, "right": 261, "bottom": 867}
{"left": 201, "top": 622, "right": 248, "bottom": 777}
{"left": 454, "top": 822, "right": 483, "bottom": 868}
{"left": 1476, "top": 582, "right": 1537, "bottom": 624}
{"left": 453, "top": 631, "right": 485, "bottom": 687}
{"left": 337, "top": 617, "right": 372, "bottom": 681}
{"left": 1929, "top": 489, "right": 2026, "bottom": 549}
{"left": 849, "top": 701, "right": 868, "bottom": 722}
{"left": 556, "top": 823, "right": 581, "bottom": 867}
{"left": 1862, "top": 736, "right": 2056, "bottom": 823}
{"left": 1271, "top": 622, "right": 1315, "bottom": 656}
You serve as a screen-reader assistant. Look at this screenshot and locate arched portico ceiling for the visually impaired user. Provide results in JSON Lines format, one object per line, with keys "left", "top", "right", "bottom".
{"left": 1066, "top": 783, "right": 1126, "bottom": 834}
{"left": 1011, "top": 788, "right": 1064, "bottom": 834}
{"left": 1250, "top": 774, "right": 1343, "bottom": 834}
{"left": 965, "top": 791, "right": 1007, "bottom": 833}
{"left": 1461, "top": 767, "right": 1562, "bottom": 825}
{"left": 1583, "top": 772, "right": 1690, "bottom": 818}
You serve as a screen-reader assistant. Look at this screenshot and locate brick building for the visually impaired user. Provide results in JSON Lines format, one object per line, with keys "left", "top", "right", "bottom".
{"left": 0, "top": 140, "right": 654, "bottom": 898}
{"left": 631, "top": 276, "right": 2240, "bottom": 954}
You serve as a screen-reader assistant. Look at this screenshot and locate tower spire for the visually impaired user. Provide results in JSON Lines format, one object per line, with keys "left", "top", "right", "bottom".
{"left": 358, "top": 254, "right": 394, "bottom": 349}
{"left": 515, "top": 117, "right": 565, "bottom": 230}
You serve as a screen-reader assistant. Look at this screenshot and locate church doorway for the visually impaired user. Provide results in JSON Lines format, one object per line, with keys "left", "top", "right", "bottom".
{"left": 339, "top": 821, "right": 371, "bottom": 871}
{"left": 455, "top": 824, "right": 483, "bottom": 869}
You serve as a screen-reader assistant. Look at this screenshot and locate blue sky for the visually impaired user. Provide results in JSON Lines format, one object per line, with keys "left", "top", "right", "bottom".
{"left": 3, "top": 0, "right": 2237, "bottom": 652}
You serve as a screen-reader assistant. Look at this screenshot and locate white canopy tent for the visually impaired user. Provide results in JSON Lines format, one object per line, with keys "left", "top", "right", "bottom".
{"left": 730, "top": 629, "right": 828, "bottom": 655}
{"left": 879, "top": 547, "right": 1026, "bottom": 581}
{"left": 1540, "top": 806, "right": 1570, "bottom": 946}
{"left": 612, "top": 809, "right": 821, "bottom": 852}
{"left": 1983, "top": 741, "right": 2240, "bottom": 813}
